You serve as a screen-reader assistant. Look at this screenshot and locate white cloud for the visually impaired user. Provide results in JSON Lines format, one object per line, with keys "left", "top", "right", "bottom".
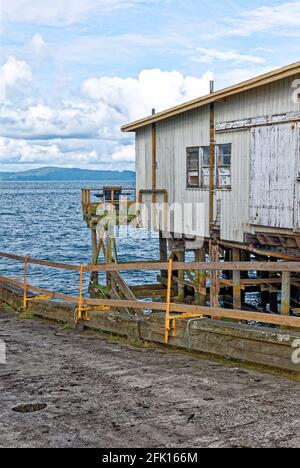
{"left": 2, "top": 0, "right": 156, "bottom": 25}
{"left": 111, "top": 144, "right": 135, "bottom": 162}
{"left": 0, "top": 136, "right": 134, "bottom": 170}
{"left": 219, "top": 1, "right": 300, "bottom": 37}
{"left": 194, "top": 48, "right": 266, "bottom": 65}
{"left": 0, "top": 136, "right": 60, "bottom": 164}
{"left": 82, "top": 68, "right": 213, "bottom": 122}
{"left": 0, "top": 56, "right": 32, "bottom": 102}
{"left": 29, "top": 33, "right": 47, "bottom": 56}
{"left": 1, "top": 68, "right": 213, "bottom": 140}
{"left": 0, "top": 68, "right": 212, "bottom": 170}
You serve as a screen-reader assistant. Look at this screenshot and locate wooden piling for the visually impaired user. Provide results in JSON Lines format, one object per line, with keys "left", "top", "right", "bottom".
{"left": 159, "top": 231, "right": 168, "bottom": 281}
{"left": 232, "top": 248, "right": 241, "bottom": 310}
{"left": 91, "top": 229, "right": 99, "bottom": 285}
{"left": 177, "top": 250, "right": 185, "bottom": 301}
{"left": 194, "top": 247, "right": 207, "bottom": 306}
{"left": 281, "top": 271, "right": 291, "bottom": 316}
{"left": 269, "top": 259, "right": 278, "bottom": 313}
{"left": 105, "top": 235, "right": 113, "bottom": 288}
{"left": 210, "top": 241, "right": 220, "bottom": 309}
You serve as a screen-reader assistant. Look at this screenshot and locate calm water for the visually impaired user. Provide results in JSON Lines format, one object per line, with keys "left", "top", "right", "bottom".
{"left": 0, "top": 181, "right": 160, "bottom": 296}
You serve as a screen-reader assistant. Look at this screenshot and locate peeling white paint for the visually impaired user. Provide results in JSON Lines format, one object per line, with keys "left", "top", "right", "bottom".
{"left": 135, "top": 75, "right": 300, "bottom": 241}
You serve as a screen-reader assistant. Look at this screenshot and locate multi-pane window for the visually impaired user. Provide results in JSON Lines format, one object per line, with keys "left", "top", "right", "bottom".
{"left": 186, "top": 144, "right": 232, "bottom": 189}
{"left": 217, "top": 144, "right": 232, "bottom": 188}
{"left": 201, "top": 146, "right": 210, "bottom": 188}
{"left": 186, "top": 147, "right": 200, "bottom": 188}
{"left": 186, "top": 146, "right": 211, "bottom": 189}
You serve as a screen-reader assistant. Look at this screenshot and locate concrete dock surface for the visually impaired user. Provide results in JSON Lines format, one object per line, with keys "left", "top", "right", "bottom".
{"left": 0, "top": 309, "right": 299, "bottom": 448}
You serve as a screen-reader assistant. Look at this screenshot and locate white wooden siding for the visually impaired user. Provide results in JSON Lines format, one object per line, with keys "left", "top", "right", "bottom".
{"left": 156, "top": 108, "right": 210, "bottom": 237}
{"left": 135, "top": 74, "right": 300, "bottom": 241}
{"left": 249, "top": 124, "right": 298, "bottom": 229}
{"left": 295, "top": 124, "right": 300, "bottom": 231}
{"left": 136, "top": 126, "right": 152, "bottom": 194}
{"left": 215, "top": 77, "right": 300, "bottom": 123}
{"left": 216, "top": 132, "right": 251, "bottom": 242}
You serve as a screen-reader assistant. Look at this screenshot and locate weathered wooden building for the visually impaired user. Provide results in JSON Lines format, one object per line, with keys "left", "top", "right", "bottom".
{"left": 122, "top": 61, "right": 300, "bottom": 255}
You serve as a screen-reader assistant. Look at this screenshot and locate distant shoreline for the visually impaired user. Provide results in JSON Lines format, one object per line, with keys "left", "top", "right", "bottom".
{"left": 0, "top": 166, "right": 136, "bottom": 183}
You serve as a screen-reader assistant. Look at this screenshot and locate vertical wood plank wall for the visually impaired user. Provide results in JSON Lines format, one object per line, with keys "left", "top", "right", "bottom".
{"left": 135, "top": 76, "right": 300, "bottom": 242}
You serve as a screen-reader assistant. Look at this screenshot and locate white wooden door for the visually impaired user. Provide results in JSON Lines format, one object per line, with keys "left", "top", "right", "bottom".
{"left": 249, "top": 124, "right": 297, "bottom": 229}
{"left": 294, "top": 124, "right": 300, "bottom": 231}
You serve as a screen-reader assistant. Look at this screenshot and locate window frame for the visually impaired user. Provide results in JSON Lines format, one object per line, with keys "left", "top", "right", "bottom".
{"left": 186, "top": 143, "right": 232, "bottom": 190}
{"left": 200, "top": 146, "right": 210, "bottom": 189}
{"left": 186, "top": 147, "right": 200, "bottom": 189}
{"left": 216, "top": 143, "right": 232, "bottom": 190}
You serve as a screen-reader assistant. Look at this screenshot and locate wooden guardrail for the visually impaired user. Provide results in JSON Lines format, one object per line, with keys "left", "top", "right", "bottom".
{"left": 81, "top": 188, "right": 136, "bottom": 216}
{"left": 1, "top": 251, "right": 300, "bottom": 343}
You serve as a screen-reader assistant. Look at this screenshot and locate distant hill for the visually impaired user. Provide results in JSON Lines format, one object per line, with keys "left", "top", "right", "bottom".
{"left": 0, "top": 167, "right": 136, "bottom": 182}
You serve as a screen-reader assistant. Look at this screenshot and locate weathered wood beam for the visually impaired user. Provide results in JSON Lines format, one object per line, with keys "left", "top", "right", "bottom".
{"left": 218, "top": 241, "right": 300, "bottom": 261}
{"left": 2, "top": 275, "right": 300, "bottom": 329}
{"left": 86, "top": 261, "right": 300, "bottom": 273}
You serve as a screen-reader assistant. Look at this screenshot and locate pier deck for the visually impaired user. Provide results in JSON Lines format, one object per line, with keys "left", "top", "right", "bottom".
{"left": 0, "top": 308, "right": 299, "bottom": 448}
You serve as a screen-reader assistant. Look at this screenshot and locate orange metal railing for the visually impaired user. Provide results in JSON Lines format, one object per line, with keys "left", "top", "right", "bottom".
{"left": 1, "top": 251, "right": 300, "bottom": 342}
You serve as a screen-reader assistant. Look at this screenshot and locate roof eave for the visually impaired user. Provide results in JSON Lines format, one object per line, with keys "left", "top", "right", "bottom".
{"left": 121, "top": 61, "right": 300, "bottom": 133}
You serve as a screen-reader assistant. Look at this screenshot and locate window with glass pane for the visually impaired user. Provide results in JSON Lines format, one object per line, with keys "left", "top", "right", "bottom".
{"left": 217, "top": 144, "right": 232, "bottom": 188}
{"left": 202, "top": 147, "right": 210, "bottom": 166}
{"left": 218, "top": 144, "right": 231, "bottom": 166}
{"left": 187, "top": 148, "right": 199, "bottom": 188}
{"left": 201, "top": 146, "right": 210, "bottom": 188}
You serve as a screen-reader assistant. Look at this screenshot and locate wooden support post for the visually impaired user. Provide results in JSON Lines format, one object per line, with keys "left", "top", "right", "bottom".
{"left": 194, "top": 247, "right": 206, "bottom": 306}
{"left": 269, "top": 258, "right": 278, "bottom": 313}
{"left": 232, "top": 248, "right": 241, "bottom": 310}
{"left": 240, "top": 250, "right": 250, "bottom": 306}
{"left": 209, "top": 241, "right": 220, "bottom": 309}
{"left": 105, "top": 234, "right": 112, "bottom": 288}
{"left": 260, "top": 273, "right": 269, "bottom": 311}
{"left": 152, "top": 109, "right": 157, "bottom": 205}
{"left": 159, "top": 231, "right": 168, "bottom": 280}
{"left": 177, "top": 250, "right": 185, "bottom": 301}
{"left": 165, "top": 256, "right": 173, "bottom": 344}
{"left": 281, "top": 271, "right": 291, "bottom": 316}
{"left": 209, "top": 81, "right": 215, "bottom": 234}
{"left": 91, "top": 229, "right": 98, "bottom": 286}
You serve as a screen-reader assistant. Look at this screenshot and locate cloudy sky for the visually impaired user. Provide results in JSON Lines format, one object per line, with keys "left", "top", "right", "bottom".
{"left": 1, "top": 0, "right": 300, "bottom": 172}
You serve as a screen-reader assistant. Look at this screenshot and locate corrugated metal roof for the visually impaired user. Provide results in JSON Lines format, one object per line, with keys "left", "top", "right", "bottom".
{"left": 121, "top": 61, "right": 300, "bottom": 132}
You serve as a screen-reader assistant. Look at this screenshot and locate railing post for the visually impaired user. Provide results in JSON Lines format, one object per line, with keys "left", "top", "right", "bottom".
{"left": 87, "top": 190, "right": 91, "bottom": 214}
{"left": 165, "top": 256, "right": 173, "bottom": 344}
{"left": 23, "top": 256, "right": 28, "bottom": 310}
{"left": 77, "top": 265, "right": 84, "bottom": 323}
